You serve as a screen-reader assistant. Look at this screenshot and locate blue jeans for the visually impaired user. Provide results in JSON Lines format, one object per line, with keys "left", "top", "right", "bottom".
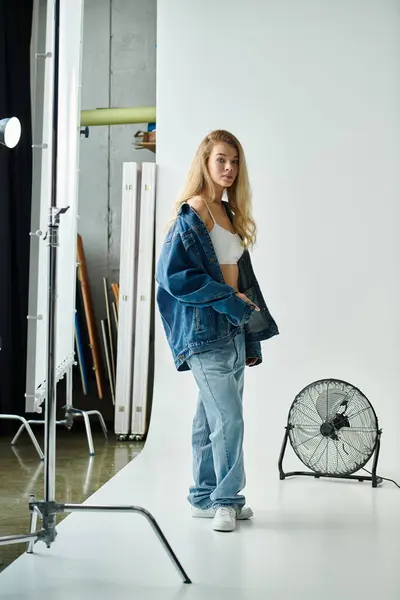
{"left": 187, "top": 330, "right": 246, "bottom": 511}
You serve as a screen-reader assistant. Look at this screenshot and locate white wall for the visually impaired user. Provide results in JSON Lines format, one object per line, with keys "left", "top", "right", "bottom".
{"left": 78, "top": 0, "right": 156, "bottom": 323}
{"left": 152, "top": 0, "right": 400, "bottom": 483}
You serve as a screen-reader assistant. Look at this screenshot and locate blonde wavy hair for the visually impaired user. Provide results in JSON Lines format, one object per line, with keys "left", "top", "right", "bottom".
{"left": 171, "top": 130, "right": 256, "bottom": 247}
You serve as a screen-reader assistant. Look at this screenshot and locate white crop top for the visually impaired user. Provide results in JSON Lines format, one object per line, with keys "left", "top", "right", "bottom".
{"left": 203, "top": 200, "right": 244, "bottom": 265}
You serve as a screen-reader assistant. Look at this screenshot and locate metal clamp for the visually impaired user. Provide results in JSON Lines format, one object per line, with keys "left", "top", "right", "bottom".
{"left": 27, "top": 315, "right": 43, "bottom": 321}
{"left": 32, "top": 143, "right": 48, "bottom": 149}
{"left": 29, "top": 230, "right": 43, "bottom": 238}
{"left": 36, "top": 52, "right": 52, "bottom": 59}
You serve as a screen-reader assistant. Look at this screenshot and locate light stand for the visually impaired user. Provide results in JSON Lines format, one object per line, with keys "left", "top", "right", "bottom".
{"left": 0, "top": 116, "right": 21, "bottom": 148}
{"left": 0, "top": 0, "right": 191, "bottom": 584}
{"left": 10, "top": 365, "right": 109, "bottom": 457}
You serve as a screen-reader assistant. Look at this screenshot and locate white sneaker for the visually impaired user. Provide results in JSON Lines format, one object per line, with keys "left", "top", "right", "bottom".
{"left": 191, "top": 505, "right": 253, "bottom": 520}
{"left": 212, "top": 507, "right": 237, "bottom": 532}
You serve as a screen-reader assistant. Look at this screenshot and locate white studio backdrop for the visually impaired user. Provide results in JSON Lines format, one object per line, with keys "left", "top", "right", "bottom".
{"left": 26, "top": 0, "right": 84, "bottom": 413}
{"left": 149, "top": 0, "right": 400, "bottom": 485}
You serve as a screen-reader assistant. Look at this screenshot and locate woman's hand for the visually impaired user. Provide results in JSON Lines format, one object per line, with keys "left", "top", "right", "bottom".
{"left": 235, "top": 292, "right": 260, "bottom": 312}
{"left": 246, "top": 357, "right": 258, "bottom": 366}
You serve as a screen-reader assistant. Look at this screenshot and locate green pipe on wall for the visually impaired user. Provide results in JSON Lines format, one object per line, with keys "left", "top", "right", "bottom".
{"left": 80, "top": 106, "right": 156, "bottom": 126}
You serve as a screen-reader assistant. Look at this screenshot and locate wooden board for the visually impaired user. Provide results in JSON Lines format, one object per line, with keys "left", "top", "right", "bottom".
{"left": 74, "top": 313, "right": 88, "bottom": 395}
{"left": 111, "top": 283, "right": 119, "bottom": 309}
{"left": 76, "top": 234, "right": 103, "bottom": 399}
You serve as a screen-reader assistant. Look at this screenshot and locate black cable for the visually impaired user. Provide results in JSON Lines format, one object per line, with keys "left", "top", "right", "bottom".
{"left": 362, "top": 468, "right": 400, "bottom": 489}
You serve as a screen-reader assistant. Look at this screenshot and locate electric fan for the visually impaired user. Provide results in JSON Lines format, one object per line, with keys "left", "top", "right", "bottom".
{"left": 278, "top": 378, "right": 383, "bottom": 487}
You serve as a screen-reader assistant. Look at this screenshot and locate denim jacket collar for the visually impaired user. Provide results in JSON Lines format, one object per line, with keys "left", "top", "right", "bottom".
{"left": 156, "top": 201, "right": 279, "bottom": 371}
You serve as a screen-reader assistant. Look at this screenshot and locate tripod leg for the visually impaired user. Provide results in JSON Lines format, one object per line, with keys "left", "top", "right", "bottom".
{"left": 140, "top": 507, "right": 191, "bottom": 583}
{"left": 82, "top": 411, "right": 95, "bottom": 456}
{"left": 87, "top": 410, "right": 108, "bottom": 439}
{"left": 27, "top": 495, "right": 40, "bottom": 554}
{"left": 20, "top": 419, "right": 44, "bottom": 461}
{"left": 11, "top": 424, "right": 26, "bottom": 445}
{"left": 3, "top": 416, "right": 44, "bottom": 460}
{"left": 62, "top": 503, "right": 191, "bottom": 584}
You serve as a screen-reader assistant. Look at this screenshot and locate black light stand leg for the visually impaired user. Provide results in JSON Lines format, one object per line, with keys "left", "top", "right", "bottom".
{"left": 278, "top": 426, "right": 291, "bottom": 480}
{"left": 60, "top": 504, "right": 191, "bottom": 583}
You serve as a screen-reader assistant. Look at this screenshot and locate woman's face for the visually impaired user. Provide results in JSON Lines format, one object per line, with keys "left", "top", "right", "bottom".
{"left": 207, "top": 142, "right": 239, "bottom": 190}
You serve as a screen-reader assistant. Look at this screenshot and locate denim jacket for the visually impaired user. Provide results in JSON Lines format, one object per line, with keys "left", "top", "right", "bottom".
{"left": 156, "top": 202, "right": 279, "bottom": 371}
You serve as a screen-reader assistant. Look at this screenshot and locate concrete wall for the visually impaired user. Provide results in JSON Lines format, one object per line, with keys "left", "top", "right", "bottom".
{"left": 78, "top": 0, "right": 156, "bottom": 324}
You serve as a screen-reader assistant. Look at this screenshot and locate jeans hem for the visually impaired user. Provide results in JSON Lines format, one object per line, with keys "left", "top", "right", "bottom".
{"left": 188, "top": 497, "right": 213, "bottom": 510}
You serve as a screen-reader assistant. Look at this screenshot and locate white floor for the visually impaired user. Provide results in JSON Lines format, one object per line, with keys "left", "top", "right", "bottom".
{"left": 0, "top": 442, "right": 399, "bottom": 599}
{"left": 2, "top": 339, "right": 400, "bottom": 599}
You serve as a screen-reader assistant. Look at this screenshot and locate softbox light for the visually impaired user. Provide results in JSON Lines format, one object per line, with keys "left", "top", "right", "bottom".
{"left": 0, "top": 117, "right": 22, "bottom": 149}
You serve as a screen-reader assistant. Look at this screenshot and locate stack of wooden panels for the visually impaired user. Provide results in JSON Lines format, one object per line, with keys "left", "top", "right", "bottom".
{"left": 74, "top": 163, "right": 156, "bottom": 442}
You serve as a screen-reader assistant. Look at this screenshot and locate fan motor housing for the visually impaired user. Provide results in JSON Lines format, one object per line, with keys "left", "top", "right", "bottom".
{"left": 320, "top": 422, "right": 335, "bottom": 438}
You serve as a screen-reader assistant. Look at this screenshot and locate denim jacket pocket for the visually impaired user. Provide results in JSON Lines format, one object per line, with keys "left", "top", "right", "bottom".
{"left": 241, "top": 284, "right": 269, "bottom": 315}
{"left": 193, "top": 305, "right": 230, "bottom": 338}
{"left": 194, "top": 307, "right": 202, "bottom": 332}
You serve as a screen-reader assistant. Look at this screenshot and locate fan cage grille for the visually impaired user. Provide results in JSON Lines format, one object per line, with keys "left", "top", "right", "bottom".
{"left": 288, "top": 379, "right": 379, "bottom": 476}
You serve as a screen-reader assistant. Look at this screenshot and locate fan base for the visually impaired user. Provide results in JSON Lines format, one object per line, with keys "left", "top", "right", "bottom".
{"left": 278, "top": 426, "right": 383, "bottom": 489}
{"left": 279, "top": 470, "right": 383, "bottom": 487}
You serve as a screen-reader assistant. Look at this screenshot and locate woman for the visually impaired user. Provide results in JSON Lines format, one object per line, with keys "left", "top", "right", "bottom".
{"left": 156, "top": 130, "right": 278, "bottom": 532}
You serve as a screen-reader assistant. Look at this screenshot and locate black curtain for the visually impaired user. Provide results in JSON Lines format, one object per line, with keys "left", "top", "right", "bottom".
{"left": 0, "top": 0, "right": 34, "bottom": 431}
